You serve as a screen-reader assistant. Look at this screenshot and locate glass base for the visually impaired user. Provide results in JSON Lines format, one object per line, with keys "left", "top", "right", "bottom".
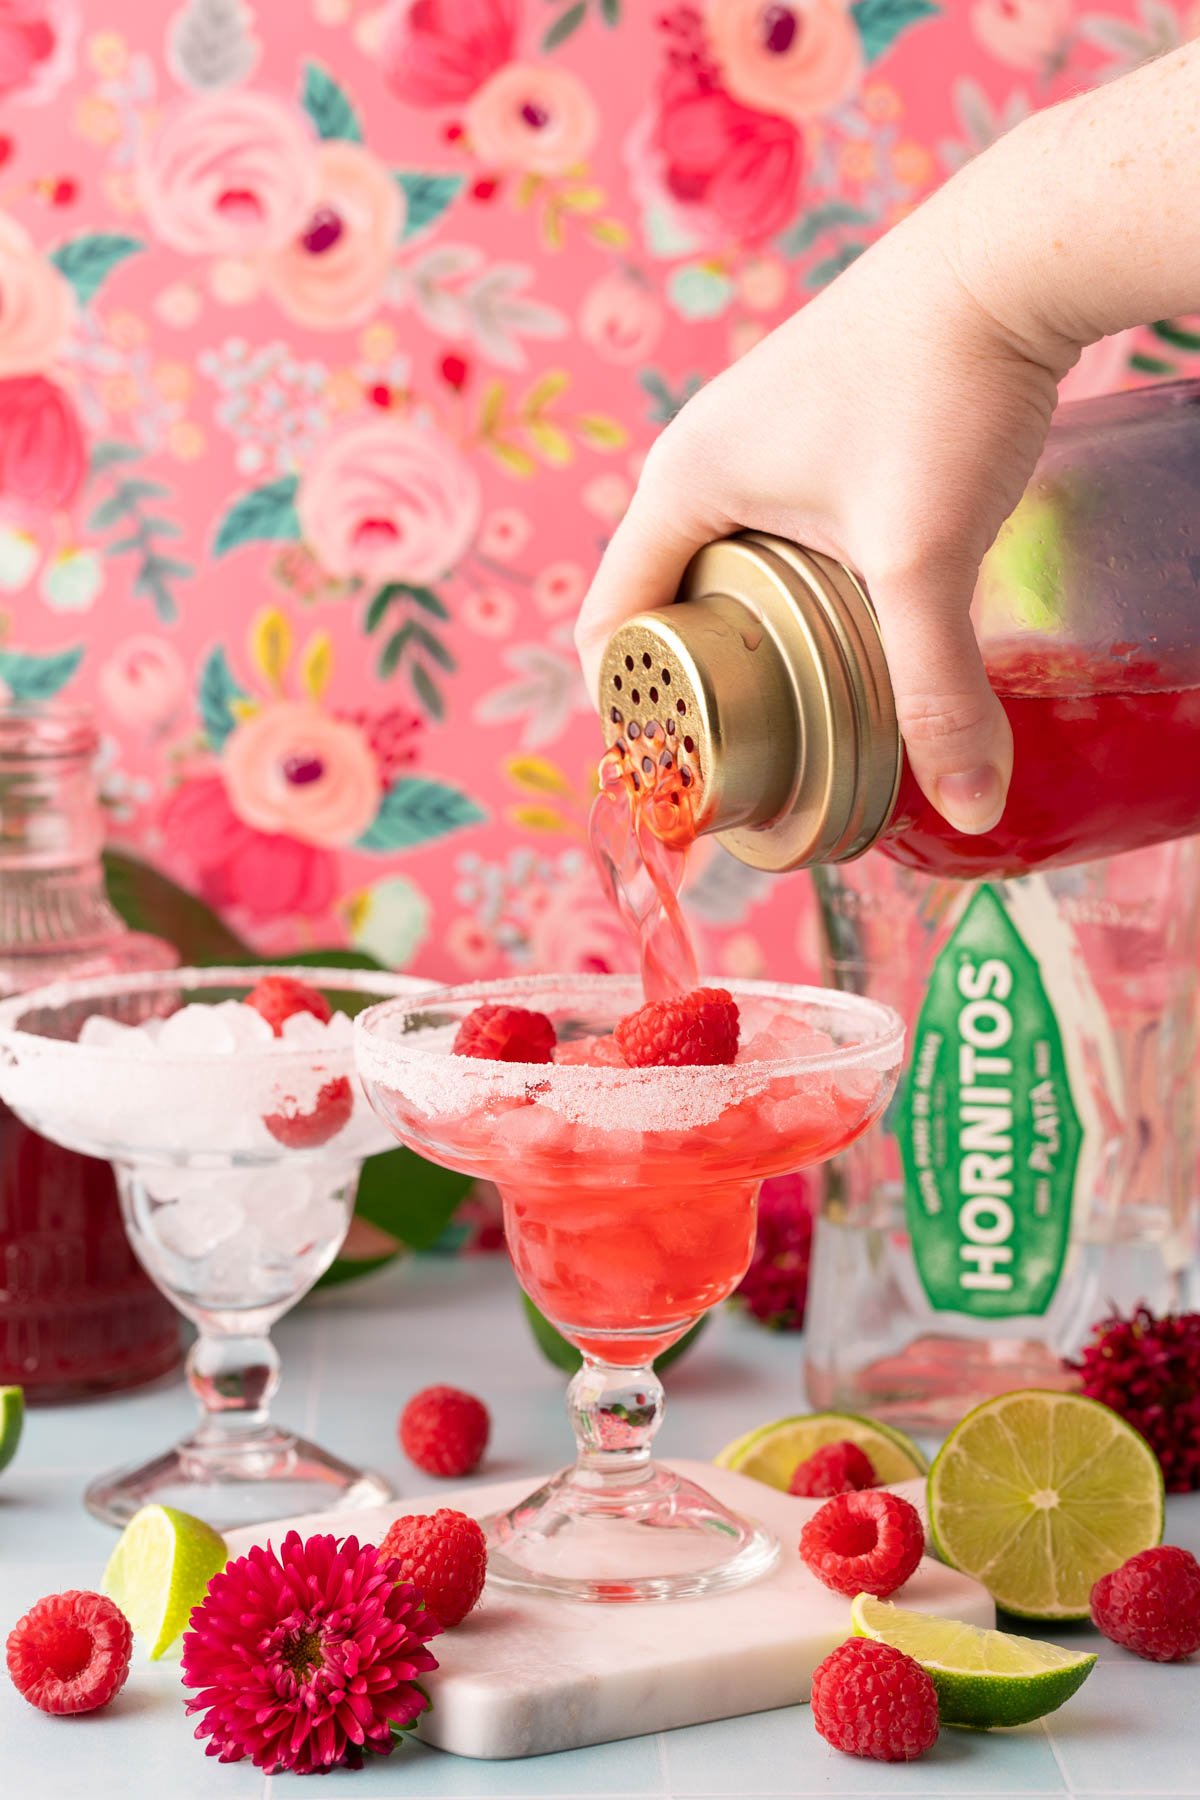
{"left": 482, "top": 1461, "right": 779, "bottom": 1602}
{"left": 83, "top": 1422, "right": 392, "bottom": 1532}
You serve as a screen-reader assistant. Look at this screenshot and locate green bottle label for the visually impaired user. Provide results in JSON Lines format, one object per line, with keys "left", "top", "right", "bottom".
{"left": 897, "top": 884, "right": 1083, "bottom": 1319}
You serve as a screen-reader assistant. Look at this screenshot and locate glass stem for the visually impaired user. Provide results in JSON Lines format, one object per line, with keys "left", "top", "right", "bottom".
{"left": 567, "top": 1356, "right": 664, "bottom": 1483}
{"left": 187, "top": 1330, "right": 281, "bottom": 1446}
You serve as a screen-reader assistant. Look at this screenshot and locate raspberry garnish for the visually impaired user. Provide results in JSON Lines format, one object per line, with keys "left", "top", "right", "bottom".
{"left": 400, "top": 1385, "right": 491, "bottom": 1478}
{"left": 790, "top": 1441, "right": 878, "bottom": 1498}
{"left": 246, "top": 974, "right": 333, "bottom": 1036}
{"left": 453, "top": 1003, "right": 556, "bottom": 1063}
{"left": 614, "top": 986, "right": 739, "bottom": 1067}
{"left": 6, "top": 1590, "right": 133, "bottom": 1715}
{"left": 1090, "top": 1545, "right": 1200, "bottom": 1662}
{"left": 811, "top": 1638, "right": 939, "bottom": 1762}
{"left": 799, "top": 1490, "right": 925, "bottom": 1599}
{"left": 377, "top": 1508, "right": 488, "bottom": 1629}
{"left": 263, "top": 1075, "right": 355, "bottom": 1149}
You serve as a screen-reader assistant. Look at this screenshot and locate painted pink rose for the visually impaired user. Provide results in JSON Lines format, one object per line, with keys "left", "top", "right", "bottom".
{"left": 98, "top": 636, "right": 188, "bottom": 733}
{"left": 523, "top": 867, "right": 637, "bottom": 977}
{"left": 382, "top": 0, "right": 518, "bottom": 106}
{"left": 466, "top": 64, "right": 599, "bottom": 176}
{"left": 971, "top": 0, "right": 1072, "bottom": 71}
{"left": 0, "top": 375, "right": 85, "bottom": 510}
{"left": 579, "top": 269, "right": 664, "bottom": 366}
{"left": 264, "top": 141, "right": 403, "bottom": 330}
{"left": 644, "top": 70, "right": 805, "bottom": 245}
{"left": 705, "top": 1, "right": 863, "bottom": 124}
{"left": 0, "top": 214, "right": 74, "bottom": 376}
{"left": 137, "top": 91, "right": 319, "bottom": 257}
{"left": 160, "top": 775, "right": 338, "bottom": 922}
{"left": 297, "top": 417, "right": 482, "bottom": 583}
{"left": 223, "top": 702, "right": 381, "bottom": 849}
{"left": 0, "top": 0, "right": 77, "bottom": 105}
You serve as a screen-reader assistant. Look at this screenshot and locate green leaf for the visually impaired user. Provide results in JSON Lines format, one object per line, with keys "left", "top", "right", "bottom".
{"left": 409, "top": 660, "right": 445, "bottom": 721}
{"left": 88, "top": 493, "right": 139, "bottom": 531}
{"left": 268, "top": 948, "right": 387, "bottom": 973}
{"left": 805, "top": 244, "right": 868, "bottom": 289}
{"left": 88, "top": 439, "right": 142, "bottom": 474}
{"left": 851, "top": 0, "right": 940, "bottom": 62}
{"left": 542, "top": 1, "right": 586, "bottom": 50}
{"left": 357, "top": 778, "right": 485, "bottom": 852}
{"left": 102, "top": 849, "right": 252, "bottom": 964}
{"left": 0, "top": 645, "right": 82, "bottom": 700}
{"left": 379, "top": 622, "right": 412, "bottom": 679}
{"left": 49, "top": 233, "right": 143, "bottom": 305}
{"left": 354, "top": 1145, "right": 473, "bottom": 1252}
{"left": 301, "top": 59, "right": 363, "bottom": 141}
{"left": 1130, "top": 352, "right": 1176, "bottom": 376}
{"left": 394, "top": 583, "right": 450, "bottom": 620}
{"left": 409, "top": 621, "right": 455, "bottom": 671}
{"left": 521, "top": 1294, "right": 707, "bottom": 1373}
{"left": 395, "top": 172, "right": 464, "bottom": 241}
{"left": 776, "top": 201, "right": 874, "bottom": 259}
{"left": 1152, "top": 320, "right": 1200, "bottom": 352}
{"left": 364, "top": 588, "right": 395, "bottom": 633}
{"left": 198, "top": 645, "right": 248, "bottom": 751}
{"left": 599, "top": 0, "right": 620, "bottom": 23}
{"left": 213, "top": 475, "right": 300, "bottom": 557}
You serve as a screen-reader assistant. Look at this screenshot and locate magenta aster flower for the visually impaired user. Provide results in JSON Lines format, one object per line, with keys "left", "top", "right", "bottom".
{"left": 181, "top": 1531, "right": 440, "bottom": 1775}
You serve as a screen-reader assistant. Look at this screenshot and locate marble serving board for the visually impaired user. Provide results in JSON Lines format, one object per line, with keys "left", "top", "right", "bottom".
{"left": 225, "top": 1459, "right": 994, "bottom": 1761}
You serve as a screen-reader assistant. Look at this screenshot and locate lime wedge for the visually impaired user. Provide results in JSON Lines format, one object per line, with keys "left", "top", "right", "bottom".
{"left": 850, "top": 1593, "right": 1096, "bottom": 1728}
{"left": 102, "top": 1503, "right": 228, "bottom": 1659}
{"left": 0, "top": 1385, "right": 23, "bottom": 1474}
{"left": 715, "top": 1410, "right": 928, "bottom": 1489}
{"left": 928, "top": 1390, "right": 1163, "bottom": 1620}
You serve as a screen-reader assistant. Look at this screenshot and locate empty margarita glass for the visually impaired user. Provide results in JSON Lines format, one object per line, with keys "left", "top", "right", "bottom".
{"left": 356, "top": 974, "right": 903, "bottom": 1602}
{"left": 0, "top": 965, "right": 428, "bottom": 1529}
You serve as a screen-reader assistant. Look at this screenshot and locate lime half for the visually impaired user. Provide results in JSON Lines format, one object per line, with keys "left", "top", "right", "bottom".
{"left": 715, "top": 1410, "right": 928, "bottom": 1489}
{"left": 102, "top": 1503, "right": 228, "bottom": 1659}
{"left": 928, "top": 1390, "right": 1163, "bottom": 1620}
{"left": 0, "top": 1386, "right": 23, "bottom": 1474}
{"left": 851, "top": 1593, "right": 1096, "bottom": 1728}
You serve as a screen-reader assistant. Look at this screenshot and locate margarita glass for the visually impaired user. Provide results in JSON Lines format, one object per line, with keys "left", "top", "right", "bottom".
{"left": 357, "top": 973, "right": 903, "bottom": 1602}
{"left": 0, "top": 965, "right": 427, "bottom": 1529}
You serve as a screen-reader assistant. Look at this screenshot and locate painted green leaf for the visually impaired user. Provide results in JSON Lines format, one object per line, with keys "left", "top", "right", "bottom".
{"left": 357, "top": 778, "right": 485, "bottom": 852}
{"left": 542, "top": 1, "right": 586, "bottom": 50}
{"left": 89, "top": 440, "right": 142, "bottom": 474}
{"left": 395, "top": 172, "right": 464, "bottom": 241}
{"left": 0, "top": 645, "right": 83, "bottom": 700}
{"left": 851, "top": 0, "right": 940, "bottom": 62}
{"left": 301, "top": 59, "right": 363, "bottom": 141}
{"left": 777, "top": 202, "right": 874, "bottom": 259}
{"left": 103, "top": 849, "right": 252, "bottom": 964}
{"left": 213, "top": 475, "right": 300, "bottom": 556}
{"left": 198, "top": 645, "right": 248, "bottom": 751}
{"left": 599, "top": 0, "right": 620, "bottom": 24}
{"left": 806, "top": 244, "right": 867, "bottom": 289}
{"left": 409, "top": 661, "right": 445, "bottom": 721}
{"left": 49, "top": 233, "right": 143, "bottom": 305}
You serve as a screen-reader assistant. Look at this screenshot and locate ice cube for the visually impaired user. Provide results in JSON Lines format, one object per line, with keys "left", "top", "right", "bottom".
{"left": 494, "top": 1102, "right": 575, "bottom": 1159}
{"left": 79, "top": 1014, "right": 155, "bottom": 1053}
{"left": 158, "top": 1003, "right": 238, "bottom": 1055}
{"left": 277, "top": 1195, "right": 347, "bottom": 1258}
{"left": 241, "top": 1169, "right": 314, "bottom": 1223}
{"left": 553, "top": 1034, "right": 627, "bottom": 1067}
{"left": 210, "top": 999, "right": 274, "bottom": 1049}
{"left": 737, "top": 1015, "right": 837, "bottom": 1065}
{"left": 143, "top": 1167, "right": 209, "bottom": 1205}
{"left": 280, "top": 1011, "right": 327, "bottom": 1047}
{"left": 153, "top": 1191, "right": 245, "bottom": 1258}
{"left": 325, "top": 1011, "right": 354, "bottom": 1045}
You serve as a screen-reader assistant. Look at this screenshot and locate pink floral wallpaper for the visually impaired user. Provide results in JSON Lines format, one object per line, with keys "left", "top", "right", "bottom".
{"left": 2, "top": 0, "right": 1196, "bottom": 984}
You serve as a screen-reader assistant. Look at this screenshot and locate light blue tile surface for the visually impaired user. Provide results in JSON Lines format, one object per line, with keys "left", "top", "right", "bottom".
{"left": 1, "top": 1255, "right": 1195, "bottom": 1799}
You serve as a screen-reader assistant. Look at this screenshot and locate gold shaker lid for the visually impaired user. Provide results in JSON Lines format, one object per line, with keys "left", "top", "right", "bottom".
{"left": 597, "top": 532, "right": 901, "bottom": 871}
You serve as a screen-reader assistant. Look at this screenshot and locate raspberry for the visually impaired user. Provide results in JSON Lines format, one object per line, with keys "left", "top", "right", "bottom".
{"left": 377, "top": 1509, "right": 487, "bottom": 1628}
{"left": 453, "top": 1003, "right": 556, "bottom": 1064}
{"left": 811, "top": 1638, "right": 939, "bottom": 1762}
{"left": 263, "top": 1075, "right": 354, "bottom": 1149}
{"left": 1090, "top": 1545, "right": 1200, "bottom": 1661}
{"left": 246, "top": 975, "right": 333, "bottom": 1036}
{"left": 6, "top": 1591, "right": 132, "bottom": 1715}
{"left": 614, "top": 987, "right": 739, "bottom": 1068}
{"left": 400, "top": 1385, "right": 490, "bottom": 1478}
{"left": 799, "top": 1490, "right": 925, "bottom": 1599}
{"left": 790, "top": 1441, "right": 878, "bottom": 1498}
{"left": 733, "top": 1172, "right": 812, "bottom": 1330}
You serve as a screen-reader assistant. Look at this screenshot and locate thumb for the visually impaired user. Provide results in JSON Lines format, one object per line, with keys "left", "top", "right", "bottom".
{"left": 872, "top": 573, "right": 1013, "bottom": 836}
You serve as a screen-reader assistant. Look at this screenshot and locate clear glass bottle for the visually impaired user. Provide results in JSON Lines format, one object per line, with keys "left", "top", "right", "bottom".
{"left": 0, "top": 704, "right": 181, "bottom": 1400}
{"left": 803, "top": 843, "right": 1200, "bottom": 1431}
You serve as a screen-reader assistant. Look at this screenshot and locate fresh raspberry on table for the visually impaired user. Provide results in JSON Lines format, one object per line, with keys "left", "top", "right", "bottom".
{"left": 400, "top": 1385, "right": 491, "bottom": 1478}
{"left": 733, "top": 1172, "right": 813, "bottom": 1330}
{"left": 6, "top": 1590, "right": 132, "bottom": 1715}
{"left": 1090, "top": 1545, "right": 1200, "bottom": 1662}
{"left": 799, "top": 1490, "right": 925, "bottom": 1599}
{"left": 811, "top": 1638, "right": 939, "bottom": 1762}
{"left": 453, "top": 1003, "right": 556, "bottom": 1064}
{"left": 614, "top": 987, "right": 739, "bottom": 1067}
{"left": 263, "top": 1075, "right": 355, "bottom": 1149}
{"left": 246, "top": 974, "right": 333, "bottom": 1036}
{"left": 790, "top": 1441, "right": 878, "bottom": 1498}
{"left": 377, "top": 1508, "right": 488, "bottom": 1629}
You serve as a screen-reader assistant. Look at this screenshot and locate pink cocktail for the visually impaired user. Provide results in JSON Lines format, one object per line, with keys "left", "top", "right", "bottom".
{"left": 357, "top": 974, "right": 903, "bottom": 1602}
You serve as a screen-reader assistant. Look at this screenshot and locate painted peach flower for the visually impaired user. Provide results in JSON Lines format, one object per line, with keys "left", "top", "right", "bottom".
{"left": 0, "top": 0, "right": 78, "bottom": 105}
{"left": 477, "top": 507, "right": 530, "bottom": 561}
{"left": 137, "top": 90, "right": 319, "bottom": 257}
{"left": 223, "top": 702, "right": 381, "bottom": 848}
{"left": 263, "top": 141, "right": 402, "bottom": 330}
{"left": 0, "top": 214, "right": 74, "bottom": 375}
{"left": 971, "top": 0, "right": 1072, "bottom": 71}
{"left": 98, "top": 636, "right": 188, "bottom": 734}
{"left": 533, "top": 562, "right": 585, "bottom": 617}
{"left": 463, "top": 585, "right": 517, "bottom": 637}
{"left": 0, "top": 375, "right": 85, "bottom": 510}
{"left": 297, "top": 417, "right": 481, "bottom": 583}
{"left": 705, "top": 1, "right": 862, "bottom": 125}
{"left": 382, "top": 0, "right": 518, "bottom": 106}
{"left": 466, "top": 65, "right": 599, "bottom": 177}
{"left": 579, "top": 269, "right": 664, "bottom": 366}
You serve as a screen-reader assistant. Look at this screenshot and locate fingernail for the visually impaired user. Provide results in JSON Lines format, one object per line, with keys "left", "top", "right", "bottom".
{"left": 936, "top": 765, "right": 1005, "bottom": 836}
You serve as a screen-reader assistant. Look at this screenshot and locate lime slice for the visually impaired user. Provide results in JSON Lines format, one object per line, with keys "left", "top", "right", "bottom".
{"left": 0, "top": 1385, "right": 23, "bottom": 1474}
{"left": 715, "top": 1411, "right": 928, "bottom": 1489}
{"left": 928, "top": 1390, "right": 1163, "bottom": 1620}
{"left": 850, "top": 1593, "right": 1096, "bottom": 1728}
{"left": 102, "top": 1504, "right": 228, "bottom": 1659}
